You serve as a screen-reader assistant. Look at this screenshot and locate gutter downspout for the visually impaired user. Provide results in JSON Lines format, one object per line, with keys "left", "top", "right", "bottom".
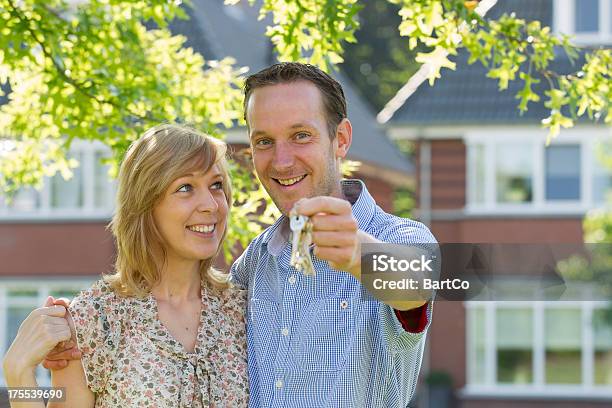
{"left": 419, "top": 139, "right": 432, "bottom": 228}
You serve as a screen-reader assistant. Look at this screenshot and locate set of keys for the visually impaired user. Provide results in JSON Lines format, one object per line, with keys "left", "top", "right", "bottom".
{"left": 289, "top": 211, "right": 316, "bottom": 276}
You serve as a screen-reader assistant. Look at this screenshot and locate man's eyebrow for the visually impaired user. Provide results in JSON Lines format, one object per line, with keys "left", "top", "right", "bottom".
{"left": 290, "top": 123, "right": 314, "bottom": 129}
{"left": 250, "top": 130, "right": 268, "bottom": 138}
{"left": 251, "top": 123, "right": 313, "bottom": 136}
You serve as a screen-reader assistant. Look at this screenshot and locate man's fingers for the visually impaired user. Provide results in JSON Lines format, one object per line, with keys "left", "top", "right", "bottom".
{"left": 311, "top": 231, "right": 356, "bottom": 247}
{"left": 313, "top": 246, "right": 356, "bottom": 266}
{"left": 310, "top": 214, "right": 358, "bottom": 232}
{"left": 46, "top": 347, "right": 81, "bottom": 361}
{"left": 294, "top": 196, "right": 351, "bottom": 216}
{"left": 42, "top": 359, "right": 68, "bottom": 370}
{"left": 43, "top": 296, "right": 55, "bottom": 308}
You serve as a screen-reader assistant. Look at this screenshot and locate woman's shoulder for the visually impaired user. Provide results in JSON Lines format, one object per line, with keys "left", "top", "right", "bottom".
{"left": 73, "top": 279, "right": 115, "bottom": 305}
{"left": 71, "top": 278, "right": 136, "bottom": 320}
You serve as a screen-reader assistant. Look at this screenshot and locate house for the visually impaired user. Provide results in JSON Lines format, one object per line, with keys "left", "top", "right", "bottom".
{"left": 0, "top": 0, "right": 413, "bottom": 388}
{"left": 380, "top": 0, "right": 612, "bottom": 406}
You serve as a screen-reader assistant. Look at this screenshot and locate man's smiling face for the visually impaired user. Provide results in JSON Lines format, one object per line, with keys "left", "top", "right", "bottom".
{"left": 246, "top": 80, "right": 349, "bottom": 215}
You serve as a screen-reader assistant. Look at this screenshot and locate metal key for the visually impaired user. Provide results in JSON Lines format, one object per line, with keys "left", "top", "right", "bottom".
{"left": 298, "top": 221, "right": 315, "bottom": 276}
{"left": 290, "top": 214, "right": 306, "bottom": 267}
{"left": 289, "top": 212, "right": 316, "bottom": 276}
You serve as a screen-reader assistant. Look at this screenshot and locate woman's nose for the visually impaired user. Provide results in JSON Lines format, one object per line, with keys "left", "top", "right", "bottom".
{"left": 197, "top": 189, "right": 218, "bottom": 213}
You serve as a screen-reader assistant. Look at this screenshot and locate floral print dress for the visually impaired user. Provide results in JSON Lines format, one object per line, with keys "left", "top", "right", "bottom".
{"left": 69, "top": 279, "right": 249, "bottom": 407}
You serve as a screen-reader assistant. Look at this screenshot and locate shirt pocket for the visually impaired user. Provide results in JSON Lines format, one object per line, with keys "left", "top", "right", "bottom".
{"left": 249, "top": 298, "right": 279, "bottom": 366}
{"left": 297, "top": 297, "right": 356, "bottom": 372}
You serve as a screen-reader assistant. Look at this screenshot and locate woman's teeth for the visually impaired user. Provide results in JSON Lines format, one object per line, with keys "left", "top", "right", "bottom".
{"left": 277, "top": 175, "right": 306, "bottom": 186}
{"left": 188, "top": 224, "right": 215, "bottom": 233}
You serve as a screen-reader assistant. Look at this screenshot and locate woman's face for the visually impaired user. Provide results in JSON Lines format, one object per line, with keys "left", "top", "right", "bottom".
{"left": 152, "top": 163, "right": 228, "bottom": 266}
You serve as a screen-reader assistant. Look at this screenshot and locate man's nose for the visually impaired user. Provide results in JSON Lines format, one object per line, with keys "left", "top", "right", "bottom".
{"left": 197, "top": 188, "right": 218, "bottom": 213}
{"left": 271, "top": 141, "right": 295, "bottom": 170}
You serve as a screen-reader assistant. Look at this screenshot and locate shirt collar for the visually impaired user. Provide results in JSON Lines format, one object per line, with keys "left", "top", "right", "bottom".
{"left": 261, "top": 179, "right": 377, "bottom": 256}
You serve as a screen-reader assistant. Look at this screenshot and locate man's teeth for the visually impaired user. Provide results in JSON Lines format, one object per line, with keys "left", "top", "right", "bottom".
{"left": 277, "top": 175, "right": 305, "bottom": 186}
{"left": 188, "top": 224, "right": 215, "bottom": 233}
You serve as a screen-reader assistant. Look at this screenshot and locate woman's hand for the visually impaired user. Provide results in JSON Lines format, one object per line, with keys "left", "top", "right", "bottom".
{"left": 3, "top": 296, "right": 72, "bottom": 386}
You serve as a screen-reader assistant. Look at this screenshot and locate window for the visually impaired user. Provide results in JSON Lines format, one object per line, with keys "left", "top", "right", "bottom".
{"left": 495, "top": 144, "right": 533, "bottom": 203}
{"left": 593, "top": 144, "right": 612, "bottom": 204}
{"left": 467, "top": 301, "right": 612, "bottom": 397}
{"left": 5, "top": 188, "right": 41, "bottom": 212}
{"left": 594, "top": 309, "right": 612, "bottom": 385}
{"left": 51, "top": 151, "right": 84, "bottom": 209}
{"left": 575, "top": 0, "right": 600, "bottom": 32}
{"left": 496, "top": 308, "right": 533, "bottom": 383}
{"left": 545, "top": 308, "right": 582, "bottom": 383}
{"left": 0, "top": 281, "right": 92, "bottom": 386}
{"left": 94, "top": 151, "right": 113, "bottom": 209}
{"left": 555, "top": 0, "right": 612, "bottom": 44}
{"left": 470, "top": 144, "right": 486, "bottom": 205}
{"left": 0, "top": 142, "right": 115, "bottom": 218}
{"left": 545, "top": 145, "right": 581, "bottom": 201}
{"left": 467, "top": 137, "right": 612, "bottom": 213}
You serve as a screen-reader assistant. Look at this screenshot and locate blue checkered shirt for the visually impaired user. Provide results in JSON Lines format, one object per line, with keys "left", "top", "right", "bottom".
{"left": 230, "top": 179, "right": 436, "bottom": 408}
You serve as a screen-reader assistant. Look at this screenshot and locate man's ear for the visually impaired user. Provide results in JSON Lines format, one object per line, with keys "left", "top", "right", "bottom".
{"left": 334, "top": 118, "right": 352, "bottom": 159}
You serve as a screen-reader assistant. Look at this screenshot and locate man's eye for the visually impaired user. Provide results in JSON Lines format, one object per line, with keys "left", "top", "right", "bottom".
{"left": 255, "top": 139, "right": 272, "bottom": 147}
{"left": 211, "top": 181, "right": 223, "bottom": 190}
{"left": 176, "top": 184, "right": 193, "bottom": 193}
{"left": 295, "top": 132, "right": 311, "bottom": 141}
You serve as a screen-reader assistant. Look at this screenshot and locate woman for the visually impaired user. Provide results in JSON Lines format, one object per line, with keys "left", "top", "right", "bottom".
{"left": 3, "top": 124, "right": 248, "bottom": 407}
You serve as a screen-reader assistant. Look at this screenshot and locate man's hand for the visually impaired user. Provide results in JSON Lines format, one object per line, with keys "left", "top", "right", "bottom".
{"left": 42, "top": 297, "right": 81, "bottom": 371}
{"left": 295, "top": 197, "right": 379, "bottom": 279}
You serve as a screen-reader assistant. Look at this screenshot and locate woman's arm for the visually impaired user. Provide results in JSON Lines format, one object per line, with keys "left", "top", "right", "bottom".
{"left": 2, "top": 297, "right": 72, "bottom": 408}
{"left": 47, "top": 305, "right": 94, "bottom": 408}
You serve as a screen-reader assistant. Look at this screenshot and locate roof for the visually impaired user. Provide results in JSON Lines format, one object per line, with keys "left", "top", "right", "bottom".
{"left": 171, "top": 0, "right": 413, "bottom": 174}
{"left": 385, "top": 0, "right": 593, "bottom": 126}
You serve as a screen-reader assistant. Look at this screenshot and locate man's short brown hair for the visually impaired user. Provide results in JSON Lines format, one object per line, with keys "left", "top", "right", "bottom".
{"left": 243, "top": 62, "right": 347, "bottom": 139}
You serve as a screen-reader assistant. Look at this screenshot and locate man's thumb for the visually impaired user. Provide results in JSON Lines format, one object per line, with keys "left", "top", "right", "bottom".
{"left": 43, "top": 295, "right": 55, "bottom": 307}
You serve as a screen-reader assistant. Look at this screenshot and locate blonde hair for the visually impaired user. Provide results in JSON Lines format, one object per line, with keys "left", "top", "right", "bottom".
{"left": 106, "top": 124, "right": 232, "bottom": 298}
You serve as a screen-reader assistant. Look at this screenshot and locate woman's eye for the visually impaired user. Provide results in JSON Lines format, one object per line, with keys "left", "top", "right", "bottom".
{"left": 211, "top": 181, "right": 223, "bottom": 190}
{"left": 176, "top": 184, "right": 193, "bottom": 193}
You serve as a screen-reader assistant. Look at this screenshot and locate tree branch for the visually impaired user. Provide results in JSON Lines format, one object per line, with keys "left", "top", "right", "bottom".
{"left": 5, "top": 0, "right": 162, "bottom": 124}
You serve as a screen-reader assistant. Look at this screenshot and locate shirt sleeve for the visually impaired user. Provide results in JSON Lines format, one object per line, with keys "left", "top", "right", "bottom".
{"left": 69, "top": 280, "right": 122, "bottom": 394}
{"left": 229, "top": 238, "right": 259, "bottom": 289}
{"left": 374, "top": 217, "right": 437, "bottom": 343}
{"left": 394, "top": 302, "right": 429, "bottom": 333}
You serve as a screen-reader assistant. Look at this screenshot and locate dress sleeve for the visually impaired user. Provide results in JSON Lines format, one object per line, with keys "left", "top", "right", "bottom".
{"left": 69, "top": 279, "right": 122, "bottom": 394}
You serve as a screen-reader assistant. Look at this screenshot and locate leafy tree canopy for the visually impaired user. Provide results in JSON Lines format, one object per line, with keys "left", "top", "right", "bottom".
{"left": 0, "top": 0, "right": 610, "bottom": 259}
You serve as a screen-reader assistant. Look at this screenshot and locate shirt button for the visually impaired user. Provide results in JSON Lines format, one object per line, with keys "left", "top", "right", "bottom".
{"left": 288, "top": 275, "right": 297, "bottom": 284}
{"left": 281, "top": 328, "right": 289, "bottom": 336}
{"left": 340, "top": 300, "right": 349, "bottom": 309}
{"left": 275, "top": 380, "right": 283, "bottom": 389}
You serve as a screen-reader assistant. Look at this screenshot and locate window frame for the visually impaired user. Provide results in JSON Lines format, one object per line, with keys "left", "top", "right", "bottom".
{"left": 464, "top": 300, "right": 612, "bottom": 399}
{"left": 0, "top": 140, "right": 116, "bottom": 221}
{"left": 554, "top": 0, "right": 612, "bottom": 44}
{"left": 465, "top": 130, "right": 609, "bottom": 216}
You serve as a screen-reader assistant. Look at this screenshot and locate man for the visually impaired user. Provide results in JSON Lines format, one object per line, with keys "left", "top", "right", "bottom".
{"left": 232, "top": 62, "right": 436, "bottom": 407}
{"left": 44, "top": 62, "right": 436, "bottom": 407}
